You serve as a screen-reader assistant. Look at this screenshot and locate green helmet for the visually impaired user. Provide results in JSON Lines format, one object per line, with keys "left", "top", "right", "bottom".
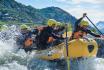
{"left": 47, "top": 19, "right": 57, "bottom": 26}
{"left": 80, "top": 21, "right": 89, "bottom": 26}
{"left": 20, "top": 24, "right": 28, "bottom": 29}
{"left": 1, "top": 25, "right": 8, "bottom": 31}
{"left": 56, "top": 22, "right": 61, "bottom": 26}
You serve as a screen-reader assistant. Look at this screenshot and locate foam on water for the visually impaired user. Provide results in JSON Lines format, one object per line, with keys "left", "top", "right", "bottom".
{"left": 0, "top": 38, "right": 29, "bottom": 70}
{"left": 78, "top": 58, "right": 104, "bottom": 70}
{"left": 0, "top": 25, "right": 104, "bottom": 70}
{"left": 0, "top": 61, "right": 27, "bottom": 70}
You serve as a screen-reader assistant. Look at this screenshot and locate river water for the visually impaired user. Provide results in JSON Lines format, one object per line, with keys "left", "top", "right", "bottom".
{"left": 0, "top": 25, "right": 104, "bottom": 70}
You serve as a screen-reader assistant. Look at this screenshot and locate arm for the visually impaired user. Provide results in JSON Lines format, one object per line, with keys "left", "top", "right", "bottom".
{"left": 74, "top": 17, "right": 83, "bottom": 28}
{"left": 51, "top": 33, "right": 64, "bottom": 39}
{"left": 55, "top": 26, "right": 65, "bottom": 32}
{"left": 74, "top": 13, "right": 87, "bottom": 32}
{"left": 84, "top": 29, "right": 100, "bottom": 37}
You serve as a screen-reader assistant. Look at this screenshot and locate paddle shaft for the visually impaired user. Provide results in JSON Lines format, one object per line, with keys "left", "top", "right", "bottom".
{"left": 65, "top": 24, "right": 70, "bottom": 70}
{"left": 86, "top": 16, "right": 103, "bottom": 35}
{"left": 65, "top": 24, "right": 69, "bottom": 56}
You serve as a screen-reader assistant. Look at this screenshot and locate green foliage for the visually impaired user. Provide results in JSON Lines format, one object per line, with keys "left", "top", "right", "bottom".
{"left": 67, "top": 22, "right": 72, "bottom": 31}
{"left": 0, "top": 0, "right": 76, "bottom": 25}
{"left": 0, "top": 21, "right": 6, "bottom": 25}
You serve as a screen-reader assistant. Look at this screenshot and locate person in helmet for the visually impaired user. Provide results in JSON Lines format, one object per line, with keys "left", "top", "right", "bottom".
{"left": 16, "top": 24, "right": 38, "bottom": 52}
{"left": 47, "top": 19, "right": 56, "bottom": 27}
{"left": 52, "top": 22, "right": 65, "bottom": 45}
{"left": 35, "top": 19, "right": 64, "bottom": 50}
{"left": 70, "top": 13, "right": 103, "bottom": 40}
{"left": 0, "top": 25, "right": 11, "bottom": 40}
{"left": 1, "top": 25, "right": 8, "bottom": 31}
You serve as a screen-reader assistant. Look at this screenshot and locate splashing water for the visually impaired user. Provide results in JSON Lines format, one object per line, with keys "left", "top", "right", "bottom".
{"left": 0, "top": 25, "right": 28, "bottom": 70}
{"left": 0, "top": 25, "right": 104, "bottom": 70}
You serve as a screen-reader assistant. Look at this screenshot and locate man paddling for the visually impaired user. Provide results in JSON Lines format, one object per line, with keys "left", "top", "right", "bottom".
{"left": 70, "top": 13, "right": 104, "bottom": 40}
{"left": 35, "top": 19, "right": 65, "bottom": 50}
{"left": 16, "top": 24, "right": 38, "bottom": 52}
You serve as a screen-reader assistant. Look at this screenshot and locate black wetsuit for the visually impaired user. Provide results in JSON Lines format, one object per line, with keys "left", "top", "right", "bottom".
{"left": 35, "top": 26, "right": 64, "bottom": 50}
{"left": 70, "top": 17, "right": 100, "bottom": 40}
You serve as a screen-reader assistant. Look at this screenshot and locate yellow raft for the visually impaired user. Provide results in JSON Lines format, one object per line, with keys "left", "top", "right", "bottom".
{"left": 34, "top": 38, "right": 98, "bottom": 60}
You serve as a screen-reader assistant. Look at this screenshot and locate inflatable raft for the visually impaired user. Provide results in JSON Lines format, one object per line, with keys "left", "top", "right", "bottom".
{"left": 34, "top": 38, "right": 98, "bottom": 60}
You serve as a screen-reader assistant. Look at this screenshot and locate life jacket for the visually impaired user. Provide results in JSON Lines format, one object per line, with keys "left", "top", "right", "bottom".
{"left": 73, "top": 31, "right": 87, "bottom": 39}
{"left": 24, "top": 38, "right": 33, "bottom": 48}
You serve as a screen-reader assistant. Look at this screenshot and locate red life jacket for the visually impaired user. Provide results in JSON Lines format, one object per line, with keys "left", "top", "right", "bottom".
{"left": 73, "top": 31, "right": 87, "bottom": 39}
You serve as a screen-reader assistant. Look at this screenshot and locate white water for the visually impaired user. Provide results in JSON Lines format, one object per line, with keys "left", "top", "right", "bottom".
{"left": 0, "top": 25, "right": 104, "bottom": 70}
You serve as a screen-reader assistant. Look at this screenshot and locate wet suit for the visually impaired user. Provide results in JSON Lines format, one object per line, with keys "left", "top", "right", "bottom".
{"left": 35, "top": 26, "right": 64, "bottom": 50}
{"left": 53, "top": 26, "right": 65, "bottom": 45}
{"left": 70, "top": 17, "right": 100, "bottom": 40}
{"left": 16, "top": 29, "right": 38, "bottom": 52}
{"left": 53, "top": 26, "right": 65, "bottom": 35}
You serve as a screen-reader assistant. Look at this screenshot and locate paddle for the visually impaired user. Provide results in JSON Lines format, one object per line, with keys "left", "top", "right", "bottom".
{"left": 86, "top": 16, "right": 103, "bottom": 35}
{"left": 65, "top": 23, "right": 70, "bottom": 70}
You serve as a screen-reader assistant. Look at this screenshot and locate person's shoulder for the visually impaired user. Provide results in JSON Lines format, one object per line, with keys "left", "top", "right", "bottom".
{"left": 44, "top": 26, "right": 52, "bottom": 30}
